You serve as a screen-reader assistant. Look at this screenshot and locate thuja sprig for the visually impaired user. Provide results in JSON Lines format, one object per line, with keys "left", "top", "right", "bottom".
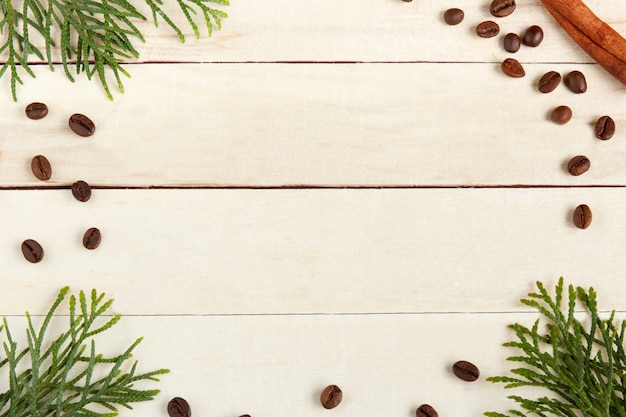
{"left": 0, "top": 0, "right": 228, "bottom": 100}
{"left": 0, "top": 286, "right": 169, "bottom": 417}
{"left": 485, "top": 277, "right": 626, "bottom": 417}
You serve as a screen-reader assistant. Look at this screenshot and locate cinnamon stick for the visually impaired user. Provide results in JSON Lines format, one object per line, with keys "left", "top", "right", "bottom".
{"left": 541, "top": 0, "right": 626, "bottom": 85}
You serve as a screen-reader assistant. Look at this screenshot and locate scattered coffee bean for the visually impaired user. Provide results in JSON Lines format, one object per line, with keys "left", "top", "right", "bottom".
{"left": 443, "top": 8, "right": 464, "bottom": 25}
{"left": 239, "top": 415, "right": 251, "bottom": 417}
{"left": 503, "top": 33, "right": 521, "bottom": 53}
{"left": 452, "top": 360, "right": 480, "bottom": 381}
{"left": 167, "top": 397, "right": 191, "bottom": 417}
{"left": 522, "top": 25, "right": 544, "bottom": 47}
{"left": 567, "top": 155, "right": 591, "bottom": 176}
{"left": 550, "top": 105, "right": 572, "bottom": 125}
{"left": 25, "top": 102, "right": 48, "bottom": 120}
{"left": 538, "top": 71, "right": 561, "bottom": 93}
{"left": 402, "top": 0, "right": 412, "bottom": 2}
{"left": 501, "top": 58, "right": 525, "bottom": 78}
{"left": 416, "top": 404, "right": 438, "bottom": 417}
{"left": 83, "top": 227, "right": 102, "bottom": 250}
{"left": 69, "top": 113, "right": 96, "bottom": 137}
{"left": 31, "top": 155, "right": 52, "bottom": 181}
{"left": 573, "top": 204, "right": 592, "bottom": 229}
{"left": 320, "top": 385, "right": 342, "bottom": 409}
{"left": 71, "top": 180, "right": 92, "bottom": 202}
{"left": 21, "top": 239, "right": 44, "bottom": 263}
{"left": 490, "top": 0, "right": 516, "bottom": 17}
{"left": 565, "top": 70, "right": 587, "bottom": 93}
{"left": 595, "top": 116, "right": 616, "bottom": 140}
{"left": 476, "top": 21, "right": 500, "bottom": 38}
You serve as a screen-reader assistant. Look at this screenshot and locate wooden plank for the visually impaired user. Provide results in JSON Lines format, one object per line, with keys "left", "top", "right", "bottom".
{"left": 7, "top": 0, "right": 625, "bottom": 64}
{"left": 0, "top": 311, "right": 546, "bottom": 417}
{"left": 2, "top": 188, "right": 625, "bottom": 315}
{"left": 1, "top": 62, "right": 624, "bottom": 187}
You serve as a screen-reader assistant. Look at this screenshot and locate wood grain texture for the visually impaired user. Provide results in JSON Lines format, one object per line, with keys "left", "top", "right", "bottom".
{"left": 1, "top": 62, "right": 625, "bottom": 187}
{"left": 2, "top": 188, "right": 624, "bottom": 315}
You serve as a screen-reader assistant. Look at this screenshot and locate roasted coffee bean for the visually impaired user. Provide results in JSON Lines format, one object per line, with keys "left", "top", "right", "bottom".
{"left": 31, "top": 155, "right": 52, "bottom": 181}
{"left": 501, "top": 58, "right": 525, "bottom": 78}
{"left": 167, "top": 397, "right": 191, "bottom": 417}
{"left": 538, "top": 71, "right": 561, "bottom": 93}
{"left": 238, "top": 415, "right": 251, "bottom": 417}
{"left": 21, "top": 239, "right": 44, "bottom": 263}
{"left": 567, "top": 155, "right": 591, "bottom": 176}
{"left": 550, "top": 105, "right": 572, "bottom": 125}
{"left": 25, "top": 102, "right": 48, "bottom": 120}
{"left": 443, "top": 8, "right": 464, "bottom": 25}
{"left": 476, "top": 21, "right": 500, "bottom": 38}
{"left": 69, "top": 113, "right": 96, "bottom": 137}
{"left": 595, "top": 115, "right": 616, "bottom": 140}
{"left": 402, "top": 0, "right": 412, "bottom": 2}
{"left": 416, "top": 404, "right": 438, "bottom": 417}
{"left": 490, "top": 0, "right": 516, "bottom": 17}
{"left": 83, "top": 227, "right": 101, "bottom": 250}
{"left": 71, "top": 180, "right": 92, "bottom": 202}
{"left": 320, "top": 385, "right": 342, "bottom": 409}
{"left": 565, "top": 70, "right": 587, "bottom": 93}
{"left": 573, "top": 204, "right": 592, "bottom": 229}
{"left": 503, "top": 33, "right": 521, "bottom": 53}
{"left": 452, "top": 360, "right": 480, "bottom": 381}
{"left": 522, "top": 25, "right": 544, "bottom": 47}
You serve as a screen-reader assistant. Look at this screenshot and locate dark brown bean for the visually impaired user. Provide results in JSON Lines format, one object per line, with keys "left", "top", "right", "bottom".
{"left": 522, "top": 25, "right": 544, "bottom": 47}
{"left": 238, "top": 415, "right": 251, "bottom": 417}
{"left": 25, "top": 102, "right": 48, "bottom": 120}
{"left": 69, "top": 113, "right": 96, "bottom": 137}
{"left": 550, "top": 105, "right": 572, "bottom": 125}
{"left": 320, "top": 385, "right": 342, "bottom": 409}
{"left": 167, "top": 397, "right": 191, "bottom": 417}
{"left": 503, "top": 33, "right": 521, "bottom": 53}
{"left": 565, "top": 71, "right": 587, "bottom": 93}
{"left": 31, "top": 155, "right": 52, "bottom": 181}
{"left": 21, "top": 239, "right": 44, "bottom": 263}
{"left": 538, "top": 71, "right": 561, "bottom": 93}
{"left": 402, "top": 0, "right": 412, "bottom": 2}
{"left": 490, "top": 0, "right": 516, "bottom": 17}
{"left": 452, "top": 360, "right": 480, "bottom": 381}
{"left": 443, "top": 8, "right": 464, "bottom": 25}
{"left": 567, "top": 155, "right": 591, "bottom": 176}
{"left": 71, "top": 180, "right": 92, "bottom": 202}
{"left": 573, "top": 204, "right": 592, "bottom": 229}
{"left": 476, "top": 21, "right": 500, "bottom": 38}
{"left": 501, "top": 58, "right": 525, "bottom": 78}
{"left": 595, "top": 116, "right": 616, "bottom": 140}
{"left": 83, "top": 227, "right": 102, "bottom": 250}
{"left": 416, "top": 404, "right": 438, "bottom": 417}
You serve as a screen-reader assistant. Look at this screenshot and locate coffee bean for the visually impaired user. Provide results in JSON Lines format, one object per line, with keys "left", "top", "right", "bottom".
{"left": 522, "top": 25, "right": 544, "bottom": 47}
{"left": 503, "top": 33, "right": 521, "bottom": 53}
{"left": 239, "top": 415, "right": 251, "bottom": 417}
{"left": 565, "top": 71, "right": 587, "bottom": 93}
{"left": 550, "top": 105, "right": 572, "bottom": 125}
{"left": 320, "top": 385, "right": 342, "bottom": 409}
{"left": 416, "top": 404, "right": 438, "bottom": 417}
{"left": 402, "top": 0, "right": 412, "bottom": 2}
{"left": 21, "top": 239, "right": 44, "bottom": 263}
{"left": 452, "top": 360, "right": 480, "bottom": 381}
{"left": 538, "top": 71, "right": 561, "bottom": 93}
{"left": 31, "top": 155, "right": 52, "bottom": 181}
{"left": 476, "top": 21, "right": 500, "bottom": 38}
{"left": 443, "top": 8, "right": 464, "bottom": 25}
{"left": 567, "top": 155, "right": 591, "bottom": 176}
{"left": 501, "top": 58, "right": 525, "bottom": 78}
{"left": 490, "top": 0, "right": 516, "bottom": 17}
{"left": 25, "top": 102, "right": 48, "bottom": 120}
{"left": 167, "top": 397, "right": 191, "bottom": 417}
{"left": 83, "top": 227, "right": 101, "bottom": 250}
{"left": 71, "top": 180, "right": 92, "bottom": 202}
{"left": 595, "top": 116, "right": 616, "bottom": 140}
{"left": 573, "top": 204, "right": 592, "bottom": 229}
{"left": 69, "top": 113, "right": 96, "bottom": 137}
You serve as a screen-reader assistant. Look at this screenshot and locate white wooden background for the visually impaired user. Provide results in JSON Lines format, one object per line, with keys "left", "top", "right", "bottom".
{"left": 2, "top": 0, "right": 626, "bottom": 416}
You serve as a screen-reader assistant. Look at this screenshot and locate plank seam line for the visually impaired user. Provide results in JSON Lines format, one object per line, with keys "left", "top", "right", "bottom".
{"left": 15, "top": 60, "right": 599, "bottom": 65}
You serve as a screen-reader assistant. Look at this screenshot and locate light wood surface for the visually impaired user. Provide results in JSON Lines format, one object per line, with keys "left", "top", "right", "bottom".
{"left": 2, "top": 1, "right": 626, "bottom": 417}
